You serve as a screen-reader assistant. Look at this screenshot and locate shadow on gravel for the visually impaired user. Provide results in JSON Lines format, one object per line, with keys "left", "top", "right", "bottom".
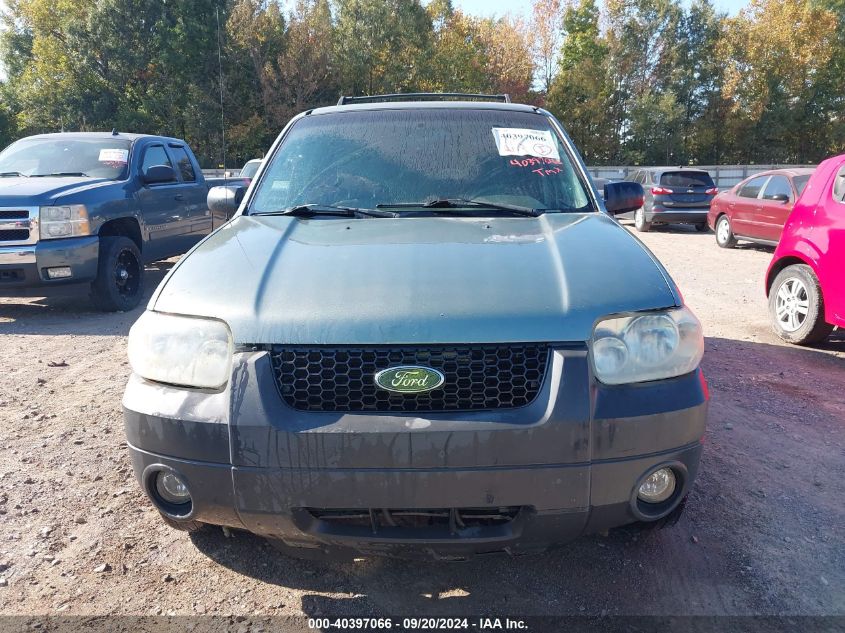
{"left": 189, "top": 523, "right": 704, "bottom": 616}
{"left": 0, "top": 260, "right": 174, "bottom": 335}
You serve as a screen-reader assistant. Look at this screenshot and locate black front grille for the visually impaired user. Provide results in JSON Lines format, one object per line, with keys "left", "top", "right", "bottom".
{"left": 0, "top": 229, "right": 29, "bottom": 241}
{"left": 307, "top": 506, "right": 523, "bottom": 532}
{"left": 270, "top": 344, "right": 549, "bottom": 412}
{"left": 0, "top": 210, "right": 28, "bottom": 219}
{"left": 306, "top": 506, "right": 522, "bottom": 532}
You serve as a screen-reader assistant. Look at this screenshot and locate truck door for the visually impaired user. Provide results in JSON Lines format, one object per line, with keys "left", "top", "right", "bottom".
{"left": 136, "top": 143, "right": 191, "bottom": 261}
{"left": 167, "top": 143, "right": 212, "bottom": 243}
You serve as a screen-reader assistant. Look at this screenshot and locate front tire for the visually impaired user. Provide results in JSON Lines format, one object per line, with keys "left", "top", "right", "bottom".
{"left": 90, "top": 236, "right": 144, "bottom": 312}
{"left": 694, "top": 222, "right": 709, "bottom": 233}
{"left": 634, "top": 207, "right": 651, "bottom": 232}
{"left": 769, "top": 264, "right": 833, "bottom": 345}
{"left": 715, "top": 215, "right": 737, "bottom": 248}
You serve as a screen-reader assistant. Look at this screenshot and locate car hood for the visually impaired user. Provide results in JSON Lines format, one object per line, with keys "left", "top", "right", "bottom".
{"left": 152, "top": 213, "right": 679, "bottom": 345}
{"left": 0, "top": 176, "right": 115, "bottom": 205}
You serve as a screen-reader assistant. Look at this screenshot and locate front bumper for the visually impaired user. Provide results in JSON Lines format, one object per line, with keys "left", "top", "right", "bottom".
{"left": 0, "top": 237, "right": 99, "bottom": 295}
{"left": 123, "top": 348, "right": 708, "bottom": 557}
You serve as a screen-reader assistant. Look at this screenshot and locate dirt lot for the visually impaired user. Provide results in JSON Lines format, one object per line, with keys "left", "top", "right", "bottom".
{"left": 0, "top": 224, "right": 843, "bottom": 621}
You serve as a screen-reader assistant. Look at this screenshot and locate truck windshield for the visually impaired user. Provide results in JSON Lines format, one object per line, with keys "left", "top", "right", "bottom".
{"left": 0, "top": 137, "right": 131, "bottom": 179}
{"left": 250, "top": 109, "right": 592, "bottom": 214}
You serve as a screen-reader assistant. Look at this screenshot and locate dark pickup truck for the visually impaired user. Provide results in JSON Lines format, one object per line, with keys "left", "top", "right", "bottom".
{"left": 0, "top": 132, "right": 237, "bottom": 310}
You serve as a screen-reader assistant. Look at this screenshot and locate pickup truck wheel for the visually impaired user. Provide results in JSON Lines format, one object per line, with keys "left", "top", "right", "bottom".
{"left": 715, "top": 215, "right": 737, "bottom": 248}
{"left": 694, "top": 222, "right": 709, "bottom": 233}
{"left": 90, "top": 236, "right": 144, "bottom": 312}
{"left": 769, "top": 264, "right": 833, "bottom": 345}
{"left": 634, "top": 207, "right": 651, "bottom": 232}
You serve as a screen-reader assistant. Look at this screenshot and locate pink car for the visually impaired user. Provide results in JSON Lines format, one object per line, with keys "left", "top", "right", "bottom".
{"left": 766, "top": 154, "right": 845, "bottom": 344}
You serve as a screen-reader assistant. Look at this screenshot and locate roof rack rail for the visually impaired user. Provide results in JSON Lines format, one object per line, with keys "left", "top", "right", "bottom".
{"left": 337, "top": 93, "right": 511, "bottom": 106}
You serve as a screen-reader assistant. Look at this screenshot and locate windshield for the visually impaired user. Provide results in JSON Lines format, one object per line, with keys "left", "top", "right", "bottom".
{"left": 660, "top": 171, "right": 714, "bottom": 188}
{"left": 250, "top": 109, "right": 591, "bottom": 214}
{"left": 240, "top": 160, "right": 261, "bottom": 178}
{"left": 0, "top": 137, "right": 131, "bottom": 179}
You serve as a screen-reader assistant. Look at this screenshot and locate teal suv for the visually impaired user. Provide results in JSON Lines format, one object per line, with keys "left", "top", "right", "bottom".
{"left": 123, "top": 94, "right": 708, "bottom": 559}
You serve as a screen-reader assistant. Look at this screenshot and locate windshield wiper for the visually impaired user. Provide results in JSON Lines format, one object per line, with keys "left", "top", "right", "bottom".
{"left": 30, "top": 172, "right": 89, "bottom": 177}
{"left": 377, "top": 198, "right": 543, "bottom": 217}
{"left": 0, "top": 171, "right": 27, "bottom": 177}
{"left": 254, "top": 204, "right": 398, "bottom": 218}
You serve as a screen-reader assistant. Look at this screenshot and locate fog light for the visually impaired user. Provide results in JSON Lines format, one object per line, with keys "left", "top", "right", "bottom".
{"left": 155, "top": 471, "right": 190, "bottom": 505}
{"left": 46, "top": 266, "right": 72, "bottom": 279}
{"left": 638, "top": 467, "right": 676, "bottom": 504}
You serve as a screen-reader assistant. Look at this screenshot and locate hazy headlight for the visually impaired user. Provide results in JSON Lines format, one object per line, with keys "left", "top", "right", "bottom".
{"left": 591, "top": 307, "right": 703, "bottom": 384}
{"left": 39, "top": 205, "right": 91, "bottom": 239}
{"left": 624, "top": 314, "right": 679, "bottom": 366}
{"left": 128, "top": 311, "right": 233, "bottom": 389}
{"left": 593, "top": 336, "right": 629, "bottom": 376}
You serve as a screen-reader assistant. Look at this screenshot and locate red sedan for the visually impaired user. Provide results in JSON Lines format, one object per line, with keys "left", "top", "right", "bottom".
{"left": 708, "top": 168, "right": 814, "bottom": 248}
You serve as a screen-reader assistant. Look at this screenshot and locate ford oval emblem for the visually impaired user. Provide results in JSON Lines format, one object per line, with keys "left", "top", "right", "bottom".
{"left": 374, "top": 366, "right": 445, "bottom": 394}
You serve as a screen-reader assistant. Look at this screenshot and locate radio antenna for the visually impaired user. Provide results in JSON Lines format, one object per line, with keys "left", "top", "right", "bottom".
{"left": 216, "top": 6, "right": 227, "bottom": 183}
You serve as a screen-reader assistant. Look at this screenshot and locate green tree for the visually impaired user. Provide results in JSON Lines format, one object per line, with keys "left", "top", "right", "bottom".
{"left": 675, "top": 0, "right": 729, "bottom": 163}
{"left": 333, "top": 0, "right": 432, "bottom": 95}
{"left": 721, "top": 0, "right": 839, "bottom": 162}
{"left": 530, "top": 0, "right": 563, "bottom": 96}
{"left": 1, "top": 0, "right": 227, "bottom": 164}
{"left": 422, "top": 1, "right": 488, "bottom": 93}
{"left": 475, "top": 16, "right": 534, "bottom": 102}
{"left": 546, "top": 0, "right": 616, "bottom": 162}
{"left": 0, "top": 101, "right": 16, "bottom": 150}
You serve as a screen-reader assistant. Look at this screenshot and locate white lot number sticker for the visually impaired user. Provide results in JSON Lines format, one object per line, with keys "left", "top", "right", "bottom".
{"left": 98, "top": 148, "right": 129, "bottom": 164}
{"left": 492, "top": 128, "right": 560, "bottom": 161}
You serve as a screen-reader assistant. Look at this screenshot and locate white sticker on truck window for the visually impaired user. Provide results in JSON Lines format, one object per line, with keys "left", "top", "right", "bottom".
{"left": 492, "top": 128, "right": 560, "bottom": 161}
{"left": 98, "top": 148, "right": 129, "bottom": 164}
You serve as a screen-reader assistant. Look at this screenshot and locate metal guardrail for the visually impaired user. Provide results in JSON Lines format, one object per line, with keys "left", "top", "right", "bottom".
{"left": 585, "top": 165, "right": 816, "bottom": 189}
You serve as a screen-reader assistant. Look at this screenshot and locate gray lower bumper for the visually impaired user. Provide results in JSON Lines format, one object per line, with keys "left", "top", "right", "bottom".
{"left": 647, "top": 206, "right": 709, "bottom": 224}
{"left": 123, "top": 349, "right": 708, "bottom": 556}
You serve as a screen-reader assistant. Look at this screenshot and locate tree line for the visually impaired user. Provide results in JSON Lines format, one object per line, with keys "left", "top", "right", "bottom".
{"left": 0, "top": 0, "right": 842, "bottom": 168}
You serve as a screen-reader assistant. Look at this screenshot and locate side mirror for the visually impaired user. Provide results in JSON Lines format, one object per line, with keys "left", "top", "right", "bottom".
{"left": 208, "top": 185, "right": 246, "bottom": 218}
{"left": 142, "top": 164, "right": 176, "bottom": 185}
{"left": 604, "top": 181, "right": 645, "bottom": 215}
{"left": 768, "top": 193, "right": 790, "bottom": 203}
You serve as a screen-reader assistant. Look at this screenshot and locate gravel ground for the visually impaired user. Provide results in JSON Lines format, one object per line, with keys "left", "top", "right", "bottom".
{"left": 0, "top": 224, "right": 843, "bottom": 621}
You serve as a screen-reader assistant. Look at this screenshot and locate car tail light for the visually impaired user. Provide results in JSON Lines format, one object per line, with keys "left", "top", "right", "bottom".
{"left": 651, "top": 187, "right": 673, "bottom": 195}
{"left": 706, "top": 187, "right": 718, "bottom": 195}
